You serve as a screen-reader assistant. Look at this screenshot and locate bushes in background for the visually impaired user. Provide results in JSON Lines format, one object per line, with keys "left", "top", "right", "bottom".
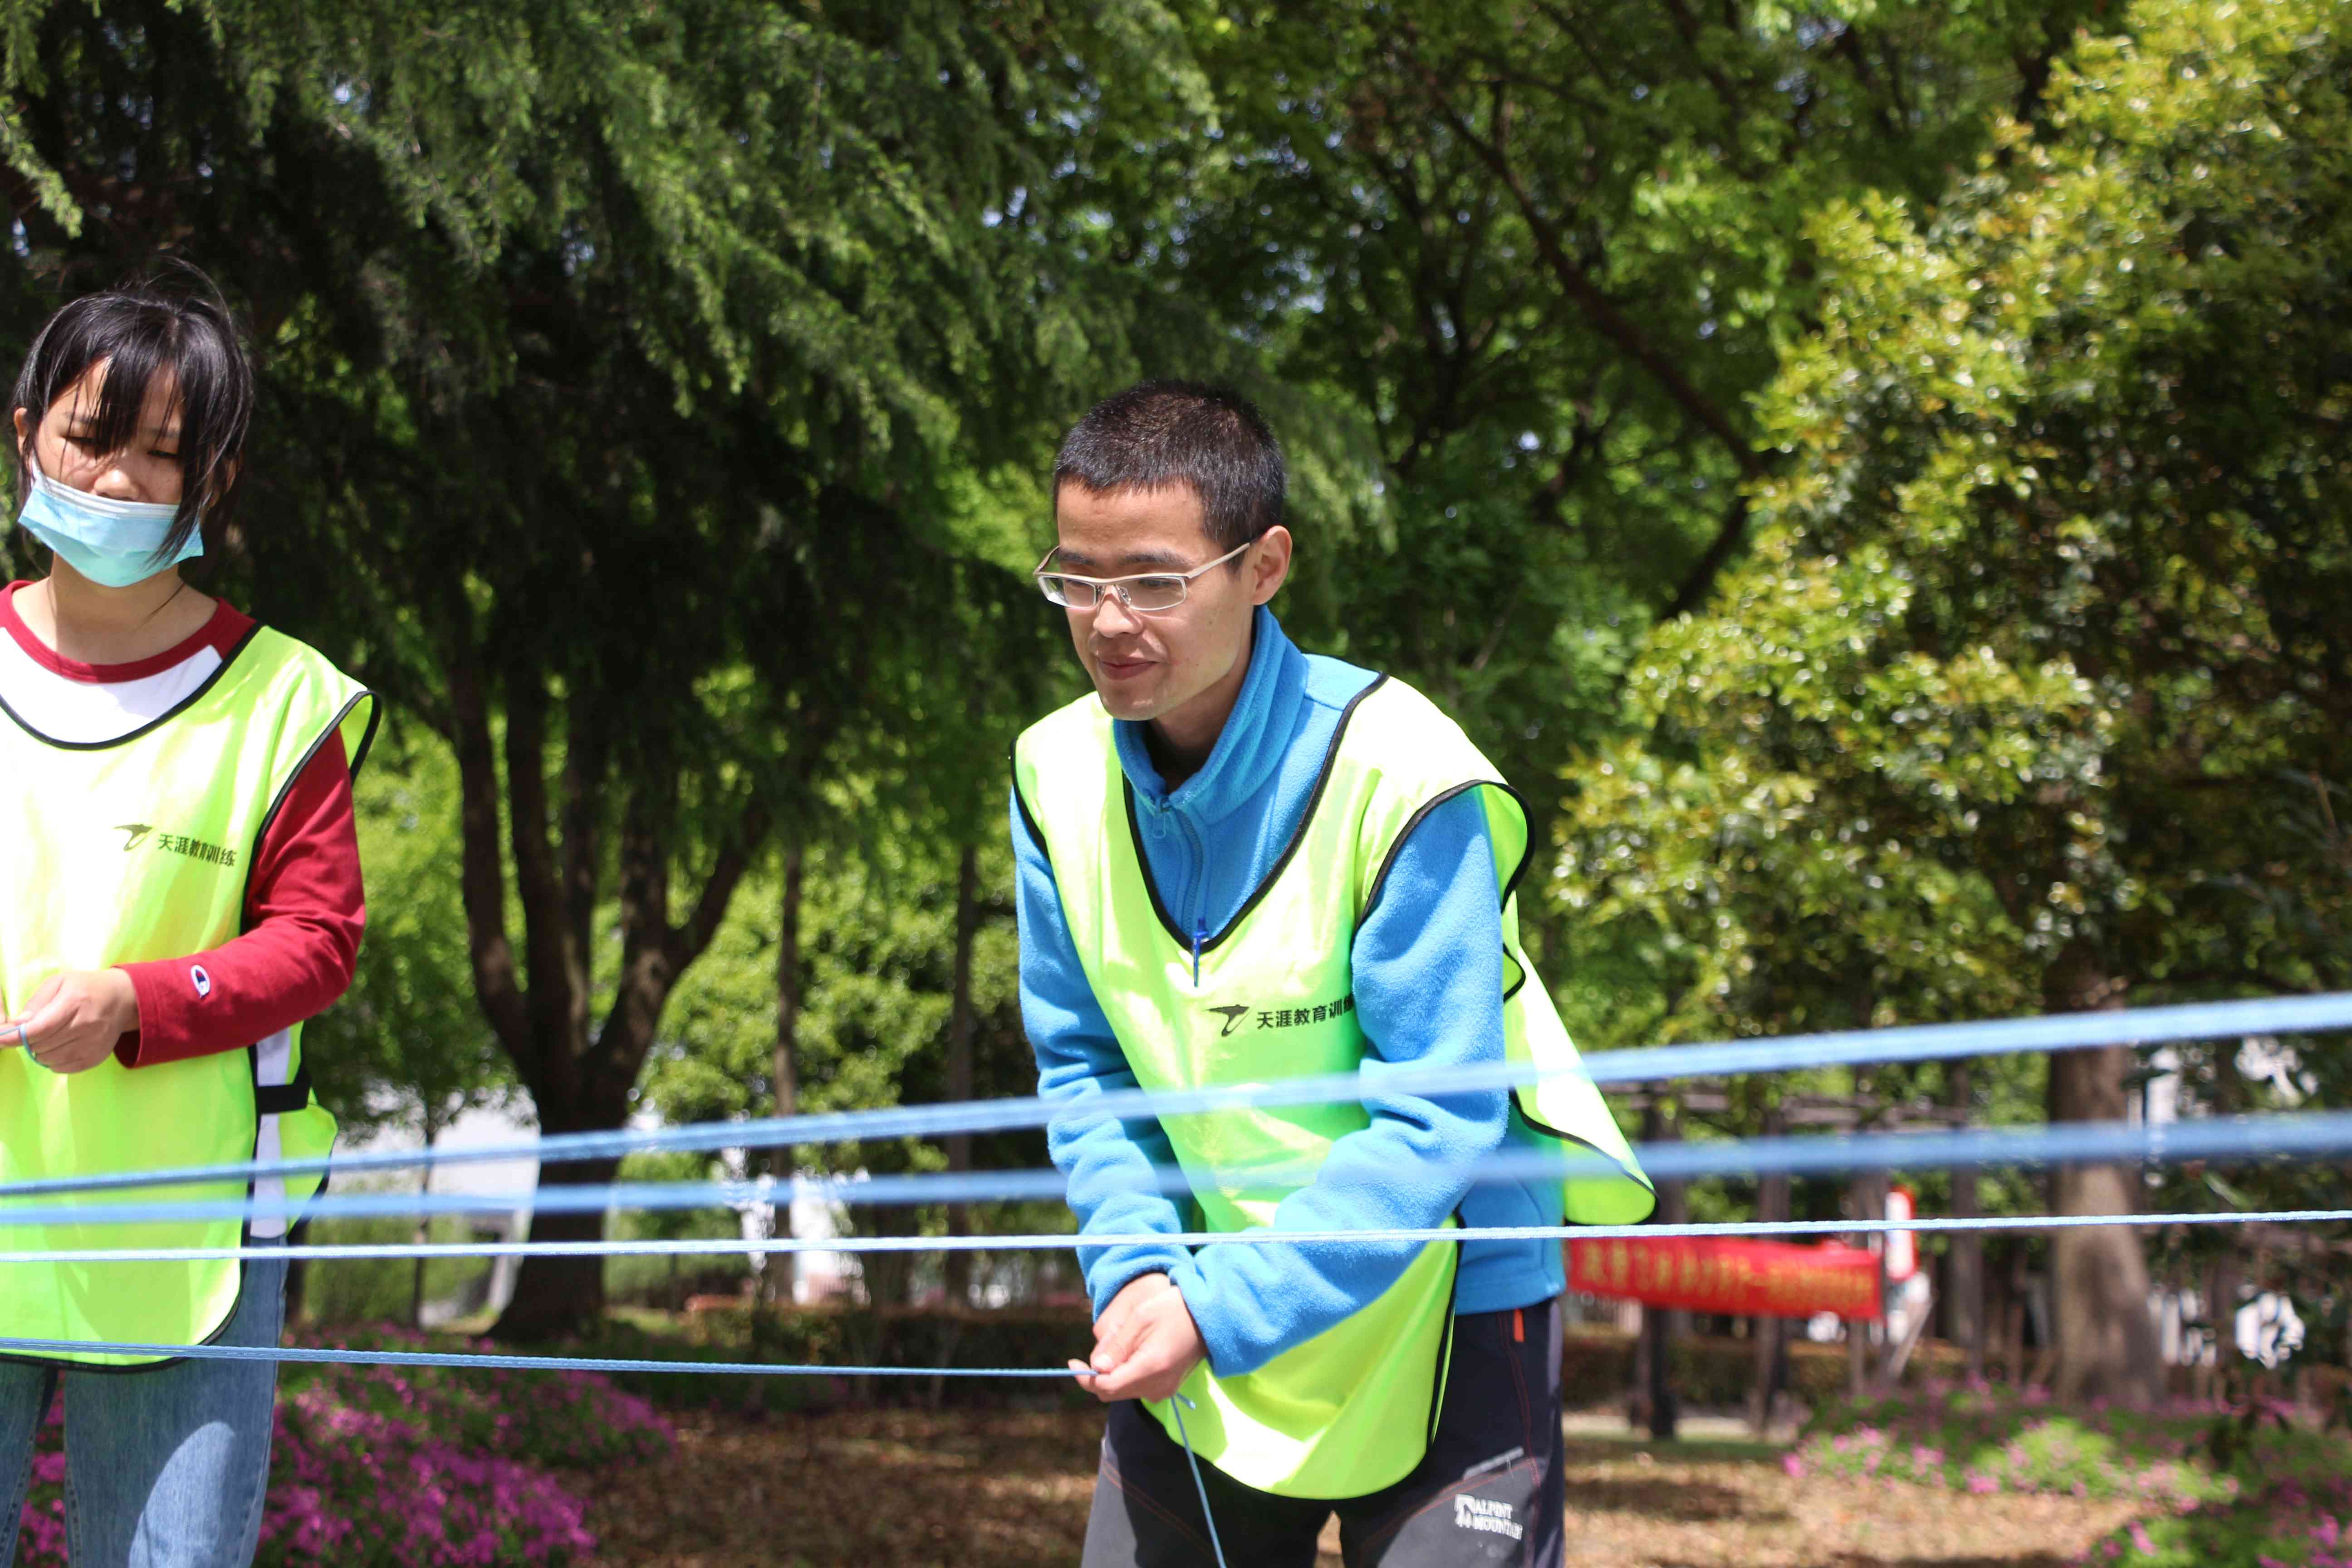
{"left": 11, "top": 1327, "right": 668, "bottom": 1568}
{"left": 1558, "top": 1326, "right": 1967, "bottom": 1410}
{"left": 1794, "top": 1381, "right": 2352, "bottom": 1568}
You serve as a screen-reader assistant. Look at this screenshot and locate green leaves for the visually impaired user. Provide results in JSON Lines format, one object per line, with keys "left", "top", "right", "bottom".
{"left": 1559, "top": 0, "right": 2352, "bottom": 1063}
{"left": 304, "top": 723, "right": 517, "bottom": 1142}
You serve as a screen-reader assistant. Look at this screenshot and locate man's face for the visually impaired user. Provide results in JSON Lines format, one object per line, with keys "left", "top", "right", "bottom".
{"left": 1051, "top": 481, "right": 1289, "bottom": 730}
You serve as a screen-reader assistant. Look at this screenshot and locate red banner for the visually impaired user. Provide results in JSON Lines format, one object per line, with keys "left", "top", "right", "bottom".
{"left": 1570, "top": 1236, "right": 1884, "bottom": 1321}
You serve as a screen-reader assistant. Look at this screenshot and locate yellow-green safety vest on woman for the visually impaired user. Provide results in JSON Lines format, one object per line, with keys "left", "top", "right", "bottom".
{"left": 1015, "top": 673, "right": 1652, "bottom": 1498}
{"left": 0, "top": 625, "right": 373, "bottom": 1368}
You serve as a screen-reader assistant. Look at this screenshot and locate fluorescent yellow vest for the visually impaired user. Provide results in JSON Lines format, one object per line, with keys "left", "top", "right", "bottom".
{"left": 1014, "top": 673, "right": 1651, "bottom": 1498}
{"left": 0, "top": 624, "right": 374, "bottom": 1368}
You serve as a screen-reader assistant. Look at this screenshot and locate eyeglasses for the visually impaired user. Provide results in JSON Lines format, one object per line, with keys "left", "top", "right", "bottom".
{"left": 1034, "top": 541, "right": 1250, "bottom": 612}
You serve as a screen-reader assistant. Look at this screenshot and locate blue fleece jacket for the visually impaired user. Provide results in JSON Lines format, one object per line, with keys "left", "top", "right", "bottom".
{"left": 1011, "top": 608, "right": 1565, "bottom": 1377}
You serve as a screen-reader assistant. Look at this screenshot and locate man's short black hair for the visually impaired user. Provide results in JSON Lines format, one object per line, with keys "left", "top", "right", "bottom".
{"left": 1052, "top": 380, "right": 1285, "bottom": 553}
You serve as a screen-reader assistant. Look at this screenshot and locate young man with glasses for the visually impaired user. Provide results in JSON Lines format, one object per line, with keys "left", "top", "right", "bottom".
{"left": 1012, "top": 381, "right": 1651, "bottom": 1567}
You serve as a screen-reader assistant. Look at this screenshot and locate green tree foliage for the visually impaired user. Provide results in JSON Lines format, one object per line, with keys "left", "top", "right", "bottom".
{"left": 305, "top": 726, "right": 515, "bottom": 1146}
{"left": 301, "top": 726, "right": 517, "bottom": 1327}
{"left": 5, "top": 0, "right": 2344, "bottom": 1377}
{"left": 1561, "top": 0, "right": 2352, "bottom": 1399}
{"left": 603, "top": 1150, "right": 751, "bottom": 1310}
{"left": 642, "top": 815, "right": 1055, "bottom": 1309}
{"left": 1068, "top": 0, "right": 2110, "bottom": 915}
{"left": 0, "top": 0, "right": 1196, "bottom": 1335}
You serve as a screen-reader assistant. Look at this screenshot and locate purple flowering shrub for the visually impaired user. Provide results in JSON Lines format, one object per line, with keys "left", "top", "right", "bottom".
{"left": 283, "top": 1325, "right": 671, "bottom": 1471}
{"left": 1789, "top": 1379, "right": 2239, "bottom": 1506}
{"left": 260, "top": 1387, "right": 600, "bottom": 1566}
{"left": 1790, "top": 1378, "right": 2352, "bottom": 1568}
{"left": 12, "top": 1326, "right": 670, "bottom": 1568}
{"left": 12, "top": 1404, "right": 64, "bottom": 1568}
{"left": 2082, "top": 1400, "right": 2352, "bottom": 1568}
{"left": 2087, "top": 1469, "right": 2352, "bottom": 1568}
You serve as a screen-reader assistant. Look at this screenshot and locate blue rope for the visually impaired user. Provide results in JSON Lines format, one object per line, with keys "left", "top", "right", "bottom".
{"left": 8, "top": 1208, "right": 2347, "bottom": 1380}
{"left": 0, "top": 1336, "right": 1079, "bottom": 1379}
{"left": 4, "top": 1208, "right": 2346, "bottom": 1266}
{"left": 1166, "top": 1395, "right": 1228, "bottom": 1568}
{"left": 6, "top": 990, "right": 2345, "bottom": 1202}
{"left": 10, "top": 1207, "right": 2351, "bottom": 1379}
{"left": 10, "top": 1107, "right": 2352, "bottom": 1231}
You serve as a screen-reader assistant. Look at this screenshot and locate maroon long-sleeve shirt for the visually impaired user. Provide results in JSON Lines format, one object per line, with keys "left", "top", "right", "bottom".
{"left": 0, "top": 581, "right": 365, "bottom": 1067}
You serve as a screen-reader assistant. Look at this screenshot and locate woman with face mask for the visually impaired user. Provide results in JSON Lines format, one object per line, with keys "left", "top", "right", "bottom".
{"left": 0, "top": 268, "right": 372, "bottom": 1568}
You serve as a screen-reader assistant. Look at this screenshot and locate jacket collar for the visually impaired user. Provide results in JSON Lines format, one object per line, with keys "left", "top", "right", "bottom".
{"left": 1114, "top": 606, "right": 1303, "bottom": 826}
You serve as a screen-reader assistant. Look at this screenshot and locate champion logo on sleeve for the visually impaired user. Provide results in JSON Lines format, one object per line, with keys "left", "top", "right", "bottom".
{"left": 190, "top": 964, "right": 212, "bottom": 1000}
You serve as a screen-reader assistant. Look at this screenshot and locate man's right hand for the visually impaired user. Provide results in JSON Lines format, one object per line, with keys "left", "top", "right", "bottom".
{"left": 1069, "top": 1271, "right": 1206, "bottom": 1404}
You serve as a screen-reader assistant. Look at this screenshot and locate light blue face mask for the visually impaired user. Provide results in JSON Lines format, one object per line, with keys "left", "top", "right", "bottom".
{"left": 11, "top": 457, "right": 201, "bottom": 588}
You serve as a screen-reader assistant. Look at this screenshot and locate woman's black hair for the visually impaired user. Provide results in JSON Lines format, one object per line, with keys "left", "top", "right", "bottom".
{"left": 10, "top": 261, "right": 254, "bottom": 560}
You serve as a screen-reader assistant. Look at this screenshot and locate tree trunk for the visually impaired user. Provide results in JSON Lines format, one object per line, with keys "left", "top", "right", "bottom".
{"left": 767, "top": 845, "right": 805, "bottom": 1308}
{"left": 410, "top": 1104, "right": 441, "bottom": 1331}
{"left": 2044, "top": 940, "right": 2163, "bottom": 1405}
{"left": 1641, "top": 1093, "right": 1682, "bottom": 1440}
{"left": 2209, "top": 1250, "right": 2243, "bottom": 1385}
{"left": 1947, "top": 1059, "right": 1984, "bottom": 1378}
{"left": 454, "top": 651, "right": 776, "bottom": 1344}
{"left": 2005, "top": 1244, "right": 2030, "bottom": 1386}
{"left": 1849, "top": 1171, "right": 1885, "bottom": 1398}
{"left": 492, "top": 1148, "right": 625, "bottom": 1340}
{"left": 944, "top": 843, "right": 980, "bottom": 1309}
{"left": 1751, "top": 1104, "right": 1789, "bottom": 1435}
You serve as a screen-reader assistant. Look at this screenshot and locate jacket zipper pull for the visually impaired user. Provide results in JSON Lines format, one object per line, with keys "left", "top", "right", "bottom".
{"left": 1191, "top": 921, "right": 1205, "bottom": 987}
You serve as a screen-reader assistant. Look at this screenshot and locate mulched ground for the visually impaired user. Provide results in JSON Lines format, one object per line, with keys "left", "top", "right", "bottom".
{"left": 584, "top": 1407, "right": 1100, "bottom": 1568}
{"left": 582, "top": 1408, "right": 2144, "bottom": 1568}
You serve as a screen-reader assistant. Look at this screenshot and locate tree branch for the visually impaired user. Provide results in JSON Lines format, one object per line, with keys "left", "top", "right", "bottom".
{"left": 1662, "top": 493, "right": 1753, "bottom": 620}
{"left": 665, "top": 792, "right": 775, "bottom": 975}
{"left": 559, "top": 682, "right": 608, "bottom": 996}
{"left": 1660, "top": 0, "right": 1751, "bottom": 146}
{"left": 1400, "top": 44, "right": 1769, "bottom": 481}
{"left": 597, "top": 779, "right": 676, "bottom": 1112}
{"left": 444, "top": 626, "right": 533, "bottom": 1073}
{"left": 504, "top": 661, "right": 580, "bottom": 1067}
{"left": 1831, "top": 24, "right": 1906, "bottom": 142}
{"left": 1529, "top": 395, "right": 1620, "bottom": 535}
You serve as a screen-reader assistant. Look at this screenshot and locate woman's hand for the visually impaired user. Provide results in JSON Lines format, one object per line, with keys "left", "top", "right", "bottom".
{"left": 1, "top": 970, "right": 140, "bottom": 1074}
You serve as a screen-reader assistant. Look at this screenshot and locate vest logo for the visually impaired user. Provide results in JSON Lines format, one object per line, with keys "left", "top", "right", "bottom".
{"left": 1205, "top": 994, "right": 1357, "bottom": 1034}
{"left": 1251, "top": 993, "right": 1354, "bottom": 1032}
{"left": 114, "top": 823, "right": 238, "bottom": 867}
{"left": 1453, "top": 1495, "right": 1523, "bottom": 1542}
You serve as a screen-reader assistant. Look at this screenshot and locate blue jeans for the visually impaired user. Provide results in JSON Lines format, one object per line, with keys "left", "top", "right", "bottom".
{"left": 0, "top": 1245, "right": 287, "bottom": 1568}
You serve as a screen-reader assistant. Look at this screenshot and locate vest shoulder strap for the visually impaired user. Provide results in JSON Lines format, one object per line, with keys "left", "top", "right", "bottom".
{"left": 1014, "top": 677, "right": 1531, "bottom": 905}
{"left": 234, "top": 627, "right": 380, "bottom": 789}
{"left": 1012, "top": 692, "right": 1114, "bottom": 868}
{"left": 1328, "top": 676, "right": 1532, "bottom": 906}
